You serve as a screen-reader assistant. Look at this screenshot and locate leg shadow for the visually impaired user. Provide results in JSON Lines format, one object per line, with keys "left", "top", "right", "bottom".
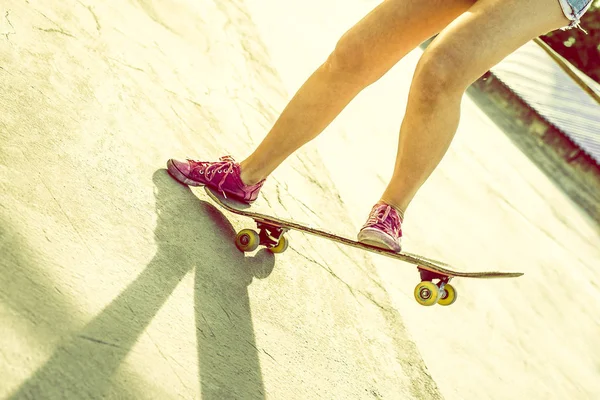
{"left": 10, "top": 169, "right": 274, "bottom": 399}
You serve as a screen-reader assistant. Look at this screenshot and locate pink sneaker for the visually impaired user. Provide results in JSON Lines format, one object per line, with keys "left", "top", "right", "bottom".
{"left": 357, "top": 202, "right": 403, "bottom": 252}
{"left": 167, "top": 155, "right": 265, "bottom": 203}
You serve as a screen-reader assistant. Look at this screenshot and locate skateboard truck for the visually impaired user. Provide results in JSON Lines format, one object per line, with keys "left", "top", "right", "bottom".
{"left": 415, "top": 267, "right": 456, "bottom": 306}
{"left": 418, "top": 268, "right": 451, "bottom": 285}
{"left": 233, "top": 220, "right": 290, "bottom": 254}
{"left": 256, "top": 221, "right": 289, "bottom": 249}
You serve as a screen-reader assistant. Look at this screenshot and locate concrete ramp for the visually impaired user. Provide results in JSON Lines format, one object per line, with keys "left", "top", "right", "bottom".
{"left": 2, "top": 1, "right": 600, "bottom": 399}
{"left": 0, "top": 1, "right": 440, "bottom": 399}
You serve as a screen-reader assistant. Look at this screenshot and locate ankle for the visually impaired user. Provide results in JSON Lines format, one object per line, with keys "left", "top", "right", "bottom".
{"left": 239, "top": 161, "right": 265, "bottom": 186}
{"left": 378, "top": 199, "right": 406, "bottom": 221}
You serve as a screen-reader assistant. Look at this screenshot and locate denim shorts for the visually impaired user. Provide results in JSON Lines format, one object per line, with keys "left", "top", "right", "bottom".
{"left": 557, "top": 0, "right": 593, "bottom": 30}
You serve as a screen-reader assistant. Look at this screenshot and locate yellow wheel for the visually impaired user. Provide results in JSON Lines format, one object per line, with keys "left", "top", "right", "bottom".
{"left": 414, "top": 281, "right": 440, "bottom": 306}
{"left": 235, "top": 229, "right": 260, "bottom": 252}
{"left": 269, "top": 235, "right": 289, "bottom": 254}
{"left": 438, "top": 283, "right": 458, "bottom": 306}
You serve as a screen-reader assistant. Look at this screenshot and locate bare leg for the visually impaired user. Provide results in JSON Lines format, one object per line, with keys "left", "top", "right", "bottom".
{"left": 379, "top": 0, "right": 570, "bottom": 213}
{"left": 239, "top": 0, "right": 476, "bottom": 185}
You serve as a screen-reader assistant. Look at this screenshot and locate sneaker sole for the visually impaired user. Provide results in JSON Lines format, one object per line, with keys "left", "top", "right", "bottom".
{"left": 357, "top": 228, "right": 402, "bottom": 253}
{"left": 166, "top": 159, "right": 205, "bottom": 186}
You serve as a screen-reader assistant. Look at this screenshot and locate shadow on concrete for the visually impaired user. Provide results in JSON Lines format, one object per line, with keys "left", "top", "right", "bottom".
{"left": 9, "top": 169, "right": 274, "bottom": 399}
{"left": 0, "top": 219, "right": 82, "bottom": 342}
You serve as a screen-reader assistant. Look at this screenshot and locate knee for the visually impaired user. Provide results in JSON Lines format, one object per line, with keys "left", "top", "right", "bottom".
{"left": 413, "top": 47, "right": 471, "bottom": 98}
{"left": 323, "top": 32, "right": 382, "bottom": 85}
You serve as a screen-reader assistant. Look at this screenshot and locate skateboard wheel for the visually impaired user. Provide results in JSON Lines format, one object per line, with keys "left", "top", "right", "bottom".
{"left": 414, "top": 281, "right": 439, "bottom": 306}
{"left": 269, "top": 235, "right": 289, "bottom": 254}
{"left": 437, "top": 283, "right": 457, "bottom": 306}
{"left": 235, "top": 229, "right": 260, "bottom": 252}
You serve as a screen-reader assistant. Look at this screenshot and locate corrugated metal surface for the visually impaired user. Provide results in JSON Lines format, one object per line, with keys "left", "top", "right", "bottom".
{"left": 489, "top": 40, "right": 600, "bottom": 165}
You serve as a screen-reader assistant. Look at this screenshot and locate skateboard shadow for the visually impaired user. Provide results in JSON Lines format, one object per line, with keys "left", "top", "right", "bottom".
{"left": 9, "top": 169, "right": 274, "bottom": 399}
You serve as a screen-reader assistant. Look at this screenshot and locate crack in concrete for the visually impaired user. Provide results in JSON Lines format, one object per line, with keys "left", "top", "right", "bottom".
{"left": 289, "top": 245, "right": 328, "bottom": 271}
{"left": 108, "top": 57, "right": 145, "bottom": 72}
{"left": 334, "top": 244, "right": 387, "bottom": 291}
{"left": 289, "top": 245, "right": 362, "bottom": 302}
{"left": 200, "top": 313, "right": 215, "bottom": 338}
{"left": 275, "top": 185, "right": 290, "bottom": 214}
{"left": 35, "top": 27, "right": 75, "bottom": 38}
{"left": 125, "top": 304, "right": 136, "bottom": 317}
{"left": 184, "top": 96, "right": 224, "bottom": 135}
{"left": 262, "top": 349, "right": 278, "bottom": 364}
{"left": 261, "top": 194, "right": 273, "bottom": 209}
{"left": 0, "top": 65, "right": 14, "bottom": 76}
{"left": 78, "top": 1, "right": 101, "bottom": 32}
{"left": 219, "top": 303, "right": 233, "bottom": 325}
{"left": 148, "top": 332, "right": 192, "bottom": 393}
{"left": 230, "top": 98, "right": 254, "bottom": 143}
{"left": 245, "top": 340, "right": 280, "bottom": 366}
{"left": 295, "top": 198, "right": 320, "bottom": 219}
{"left": 77, "top": 335, "right": 122, "bottom": 349}
{"left": 1, "top": 295, "right": 40, "bottom": 328}
{"left": 289, "top": 244, "right": 398, "bottom": 315}
{"left": 170, "top": 105, "right": 194, "bottom": 132}
{"left": 292, "top": 163, "right": 328, "bottom": 192}
{"left": 2, "top": 10, "right": 16, "bottom": 40}
{"left": 23, "top": 149, "right": 96, "bottom": 260}
{"left": 35, "top": 10, "right": 58, "bottom": 25}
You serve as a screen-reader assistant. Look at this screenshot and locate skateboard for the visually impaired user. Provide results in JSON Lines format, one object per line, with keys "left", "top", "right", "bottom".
{"left": 204, "top": 187, "right": 523, "bottom": 307}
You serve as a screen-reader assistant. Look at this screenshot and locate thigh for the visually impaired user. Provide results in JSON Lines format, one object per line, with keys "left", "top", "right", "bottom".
{"left": 334, "top": 0, "right": 477, "bottom": 78}
{"left": 418, "top": 0, "right": 571, "bottom": 88}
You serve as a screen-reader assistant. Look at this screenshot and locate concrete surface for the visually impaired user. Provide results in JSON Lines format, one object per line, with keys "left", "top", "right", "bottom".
{"left": 1, "top": 0, "right": 599, "bottom": 399}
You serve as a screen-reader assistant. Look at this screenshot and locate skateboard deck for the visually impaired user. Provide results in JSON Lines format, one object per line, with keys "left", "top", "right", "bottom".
{"left": 204, "top": 187, "right": 523, "bottom": 306}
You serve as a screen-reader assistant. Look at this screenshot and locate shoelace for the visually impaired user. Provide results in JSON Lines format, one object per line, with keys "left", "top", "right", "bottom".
{"left": 191, "top": 155, "right": 237, "bottom": 197}
{"left": 365, "top": 204, "right": 401, "bottom": 236}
